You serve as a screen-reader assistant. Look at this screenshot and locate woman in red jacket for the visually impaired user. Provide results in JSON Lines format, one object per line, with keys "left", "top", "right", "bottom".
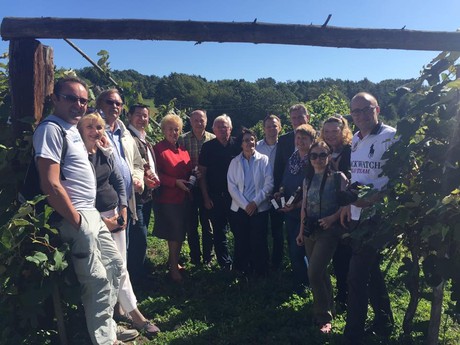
{"left": 153, "top": 113, "right": 193, "bottom": 282}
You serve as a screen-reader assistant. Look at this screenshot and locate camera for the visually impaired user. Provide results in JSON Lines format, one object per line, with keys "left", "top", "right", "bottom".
{"left": 117, "top": 215, "right": 125, "bottom": 226}
{"left": 337, "top": 181, "right": 361, "bottom": 206}
{"left": 303, "top": 217, "right": 321, "bottom": 237}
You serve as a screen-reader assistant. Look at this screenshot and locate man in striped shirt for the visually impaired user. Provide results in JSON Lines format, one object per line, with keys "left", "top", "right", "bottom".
{"left": 179, "top": 109, "right": 216, "bottom": 266}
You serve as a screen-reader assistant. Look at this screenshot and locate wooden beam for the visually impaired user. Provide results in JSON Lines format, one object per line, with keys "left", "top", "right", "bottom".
{"left": 9, "top": 39, "right": 54, "bottom": 137}
{"left": 2, "top": 17, "right": 460, "bottom": 52}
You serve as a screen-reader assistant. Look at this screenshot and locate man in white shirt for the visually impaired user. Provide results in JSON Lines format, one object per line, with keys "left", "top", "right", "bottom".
{"left": 341, "top": 92, "right": 396, "bottom": 345}
{"left": 256, "top": 115, "right": 284, "bottom": 269}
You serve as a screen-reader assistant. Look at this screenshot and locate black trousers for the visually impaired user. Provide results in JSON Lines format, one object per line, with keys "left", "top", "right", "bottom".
{"left": 207, "top": 193, "right": 233, "bottom": 268}
{"left": 344, "top": 220, "right": 393, "bottom": 342}
{"left": 187, "top": 188, "right": 214, "bottom": 264}
{"left": 268, "top": 208, "right": 285, "bottom": 268}
{"left": 231, "top": 208, "right": 269, "bottom": 276}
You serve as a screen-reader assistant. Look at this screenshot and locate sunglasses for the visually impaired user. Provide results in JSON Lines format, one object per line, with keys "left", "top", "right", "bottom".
{"left": 58, "top": 93, "right": 88, "bottom": 106}
{"left": 310, "top": 152, "right": 329, "bottom": 160}
{"left": 350, "top": 105, "right": 376, "bottom": 116}
{"left": 105, "top": 99, "right": 123, "bottom": 107}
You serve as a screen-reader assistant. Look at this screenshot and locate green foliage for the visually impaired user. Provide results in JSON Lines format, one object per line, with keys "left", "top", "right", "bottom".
{"left": 0, "top": 198, "right": 72, "bottom": 342}
{"left": 353, "top": 51, "right": 460, "bottom": 340}
{"left": 305, "top": 87, "right": 350, "bottom": 129}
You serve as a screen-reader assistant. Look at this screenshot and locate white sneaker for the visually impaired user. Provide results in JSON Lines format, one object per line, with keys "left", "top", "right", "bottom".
{"left": 116, "top": 325, "right": 139, "bottom": 342}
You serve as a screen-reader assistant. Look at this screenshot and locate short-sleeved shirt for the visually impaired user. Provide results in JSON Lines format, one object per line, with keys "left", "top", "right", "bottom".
{"left": 350, "top": 122, "right": 396, "bottom": 220}
{"left": 33, "top": 115, "right": 96, "bottom": 211}
{"left": 178, "top": 130, "right": 215, "bottom": 167}
{"left": 199, "top": 137, "right": 241, "bottom": 196}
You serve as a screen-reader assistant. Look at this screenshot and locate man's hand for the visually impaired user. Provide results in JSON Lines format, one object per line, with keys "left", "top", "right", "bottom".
{"left": 340, "top": 205, "right": 351, "bottom": 228}
{"left": 245, "top": 201, "right": 257, "bottom": 216}
{"left": 133, "top": 179, "right": 143, "bottom": 193}
{"left": 203, "top": 196, "right": 214, "bottom": 210}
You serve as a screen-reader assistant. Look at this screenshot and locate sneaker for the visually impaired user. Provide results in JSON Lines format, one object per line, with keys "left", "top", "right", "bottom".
{"left": 133, "top": 320, "right": 160, "bottom": 339}
{"left": 116, "top": 325, "right": 139, "bottom": 342}
{"left": 114, "top": 313, "right": 134, "bottom": 325}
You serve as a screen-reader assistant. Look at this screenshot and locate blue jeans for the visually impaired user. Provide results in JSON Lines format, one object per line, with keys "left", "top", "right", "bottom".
{"left": 127, "top": 201, "right": 152, "bottom": 281}
{"left": 285, "top": 215, "right": 308, "bottom": 287}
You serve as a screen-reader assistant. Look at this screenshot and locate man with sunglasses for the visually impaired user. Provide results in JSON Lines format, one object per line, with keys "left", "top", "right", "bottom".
{"left": 340, "top": 92, "right": 396, "bottom": 345}
{"left": 96, "top": 89, "right": 145, "bottom": 239}
{"left": 34, "top": 77, "right": 125, "bottom": 344}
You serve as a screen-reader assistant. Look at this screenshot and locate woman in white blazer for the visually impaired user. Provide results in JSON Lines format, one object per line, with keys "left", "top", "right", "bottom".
{"left": 227, "top": 128, "right": 274, "bottom": 276}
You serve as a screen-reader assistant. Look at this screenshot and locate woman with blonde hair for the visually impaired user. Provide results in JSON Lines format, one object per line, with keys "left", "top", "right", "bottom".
{"left": 319, "top": 115, "right": 353, "bottom": 311}
{"left": 78, "top": 113, "right": 160, "bottom": 340}
{"left": 153, "top": 113, "right": 193, "bottom": 282}
{"left": 276, "top": 123, "right": 316, "bottom": 293}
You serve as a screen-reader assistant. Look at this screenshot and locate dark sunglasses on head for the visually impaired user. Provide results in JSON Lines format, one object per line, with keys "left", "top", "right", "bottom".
{"left": 58, "top": 93, "right": 88, "bottom": 106}
{"left": 310, "top": 152, "right": 329, "bottom": 160}
{"left": 105, "top": 99, "right": 123, "bottom": 107}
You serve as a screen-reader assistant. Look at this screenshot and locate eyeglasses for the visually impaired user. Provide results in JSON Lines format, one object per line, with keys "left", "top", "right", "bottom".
{"left": 58, "top": 94, "right": 88, "bottom": 106}
{"left": 105, "top": 99, "right": 123, "bottom": 107}
{"left": 350, "top": 105, "right": 376, "bottom": 116}
{"left": 310, "top": 152, "right": 329, "bottom": 160}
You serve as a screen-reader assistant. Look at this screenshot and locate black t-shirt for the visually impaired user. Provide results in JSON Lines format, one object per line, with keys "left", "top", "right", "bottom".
{"left": 199, "top": 137, "right": 241, "bottom": 196}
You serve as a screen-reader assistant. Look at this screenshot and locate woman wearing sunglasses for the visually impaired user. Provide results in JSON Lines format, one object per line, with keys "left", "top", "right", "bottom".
{"left": 296, "top": 141, "right": 348, "bottom": 334}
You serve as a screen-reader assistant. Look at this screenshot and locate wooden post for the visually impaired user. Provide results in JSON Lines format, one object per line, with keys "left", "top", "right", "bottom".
{"left": 9, "top": 39, "right": 54, "bottom": 138}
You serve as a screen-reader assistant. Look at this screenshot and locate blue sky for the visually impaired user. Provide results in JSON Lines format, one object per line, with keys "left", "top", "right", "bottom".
{"left": 1, "top": 0, "right": 459, "bottom": 82}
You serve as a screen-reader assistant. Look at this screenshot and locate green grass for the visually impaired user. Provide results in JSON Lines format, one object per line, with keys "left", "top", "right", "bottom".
{"left": 39, "top": 228, "right": 460, "bottom": 345}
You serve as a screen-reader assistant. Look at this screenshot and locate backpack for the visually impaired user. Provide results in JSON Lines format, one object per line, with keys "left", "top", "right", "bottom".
{"left": 18, "top": 120, "right": 68, "bottom": 214}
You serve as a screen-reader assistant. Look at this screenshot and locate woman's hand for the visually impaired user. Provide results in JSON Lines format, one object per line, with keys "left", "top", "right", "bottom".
{"left": 318, "top": 214, "right": 337, "bottom": 230}
{"left": 278, "top": 203, "right": 295, "bottom": 213}
{"left": 296, "top": 231, "right": 304, "bottom": 246}
{"left": 175, "top": 179, "right": 190, "bottom": 192}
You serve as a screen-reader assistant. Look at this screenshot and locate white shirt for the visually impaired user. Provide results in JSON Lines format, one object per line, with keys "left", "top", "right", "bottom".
{"left": 350, "top": 123, "right": 396, "bottom": 220}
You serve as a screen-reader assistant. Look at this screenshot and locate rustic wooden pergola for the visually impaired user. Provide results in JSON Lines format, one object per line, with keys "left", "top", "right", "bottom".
{"left": 1, "top": 16, "right": 460, "bottom": 345}
{"left": 1, "top": 17, "right": 460, "bottom": 138}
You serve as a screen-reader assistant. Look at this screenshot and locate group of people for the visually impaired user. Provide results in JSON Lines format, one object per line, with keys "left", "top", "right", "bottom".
{"left": 33, "top": 76, "right": 397, "bottom": 345}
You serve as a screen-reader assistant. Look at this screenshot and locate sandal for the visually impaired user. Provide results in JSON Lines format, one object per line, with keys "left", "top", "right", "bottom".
{"left": 319, "top": 322, "right": 332, "bottom": 334}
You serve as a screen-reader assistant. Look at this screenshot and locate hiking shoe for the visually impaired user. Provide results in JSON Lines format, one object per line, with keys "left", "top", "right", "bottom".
{"left": 134, "top": 320, "right": 160, "bottom": 339}
{"left": 116, "top": 325, "right": 139, "bottom": 342}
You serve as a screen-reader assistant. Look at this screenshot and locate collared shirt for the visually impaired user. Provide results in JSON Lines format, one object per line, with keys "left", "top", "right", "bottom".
{"left": 178, "top": 130, "right": 215, "bottom": 167}
{"left": 199, "top": 137, "right": 241, "bottom": 196}
{"left": 350, "top": 122, "right": 396, "bottom": 220}
{"left": 106, "top": 121, "right": 133, "bottom": 198}
{"left": 256, "top": 138, "right": 277, "bottom": 172}
{"left": 241, "top": 154, "right": 256, "bottom": 202}
{"left": 128, "top": 124, "right": 156, "bottom": 170}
